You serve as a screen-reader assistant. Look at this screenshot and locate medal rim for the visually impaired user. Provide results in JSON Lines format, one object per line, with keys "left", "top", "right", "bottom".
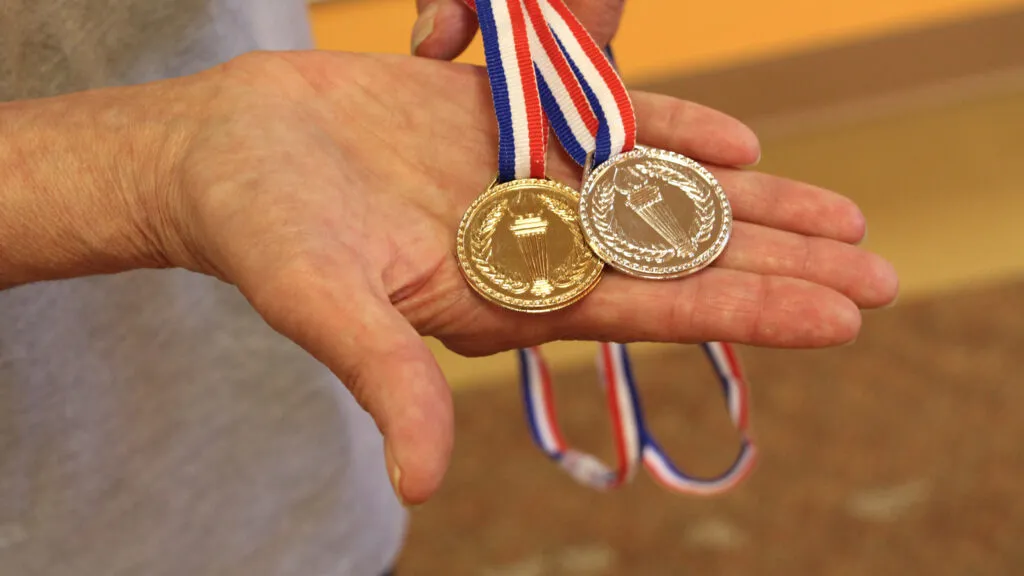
{"left": 579, "top": 146, "right": 733, "bottom": 280}
{"left": 456, "top": 177, "right": 605, "bottom": 313}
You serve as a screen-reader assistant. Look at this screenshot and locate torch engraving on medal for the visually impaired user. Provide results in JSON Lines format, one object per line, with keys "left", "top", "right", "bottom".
{"left": 589, "top": 157, "right": 718, "bottom": 266}
{"left": 612, "top": 161, "right": 715, "bottom": 258}
{"left": 633, "top": 161, "right": 717, "bottom": 248}
{"left": 457, "top": 179, "right": 604, "bottom": 312}
{"left": 467, "top": 189, "right": 600, "bottom": 304}
{"left": 509, "top": 212, "right": 554, "bottom": 297}
{"left": 621, "top": 180, "right": 696, "bottom": 256}
{"left": 580, "top": 147, "right": 731, "bottom": 279}
{"left": 470, "top": 199, "right": 532, "bottom": 295}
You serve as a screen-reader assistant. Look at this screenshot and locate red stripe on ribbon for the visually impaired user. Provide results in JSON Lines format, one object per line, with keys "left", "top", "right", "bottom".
{"left": 544, "top": 0, "right": 636, "bottom": 151}
{"left": 720, "top": 343, "right": 750, "bottom": 429}
{"left": 523, "top": 0, "right": 599, "bottom": 138}
{"left": 600, "top": 343, "right": 631, "bottom": 484}
{"left": 506, "top": 0, "right": 548, "bottom": 178}
{"left": 534, "top": 347, "right": 568, "bottom": 451}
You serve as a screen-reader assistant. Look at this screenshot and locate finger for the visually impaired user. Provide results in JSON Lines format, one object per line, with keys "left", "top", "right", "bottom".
{"left": 248, "top": 258, "right": 454, "bottom": 505}
{"left": 563, "top": 0, "right": 627, "bottom": 47}
{"left": 713, "top": 167, "right": 868, "bottom": 244}
{"left": 440, "top": 268, "right": 862, "bottom": 355}
{"left": 566, "top": 271, "right": 862, "bottom": 347}
{"left": 715, "top": 222, "right": 899, "bottom": 308}
{"left": 412, "top": 0, "right": 478, "bottom": 61}
{"left": 632, "top": 91, "right": 762, "bottom": 168}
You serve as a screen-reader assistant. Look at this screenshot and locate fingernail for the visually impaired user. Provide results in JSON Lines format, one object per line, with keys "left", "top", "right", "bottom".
{"left": 411, "top": 3, "right": 439, "bottom": 55}
{"left": 740, "top": 150, "right": 761, "bottom": 169}
{"left": 384, "top": 441, "right": 407, "bottom": 506}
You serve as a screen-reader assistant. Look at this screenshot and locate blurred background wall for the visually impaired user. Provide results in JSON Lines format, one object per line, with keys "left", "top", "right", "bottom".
{"left": 309, "top": 2, "right": 1024, "bottom": 574}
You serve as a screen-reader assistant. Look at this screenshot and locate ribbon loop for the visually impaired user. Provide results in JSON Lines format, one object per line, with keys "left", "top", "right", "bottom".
{"left": 526, "top": 0, "right": 637, "bottom": 167}
{"left": 519, "top": 347, "right": 641, "bottom": 490}
{"left": 604, "top": 343, "right": 759, "bottom": 496}
{"left": 467, "top": 0, "right": 759, "bottom": 496}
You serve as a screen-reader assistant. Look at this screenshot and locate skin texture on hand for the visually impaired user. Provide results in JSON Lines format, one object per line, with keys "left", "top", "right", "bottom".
{"left": 0, "top": 83, "right": 192, "bottom": 288}
{"left": 169, "top": 52, "right": 896, "bottom": 505}
{"left": 0, "top": 51, "right": 898, "bottom": 507}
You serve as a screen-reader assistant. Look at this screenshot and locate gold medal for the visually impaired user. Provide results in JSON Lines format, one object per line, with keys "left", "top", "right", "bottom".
{"left": 579, "top": 146, "right": 732, "bottom": 280}
{"left": 457, "top": 178, "right": 604, "bottom": 313}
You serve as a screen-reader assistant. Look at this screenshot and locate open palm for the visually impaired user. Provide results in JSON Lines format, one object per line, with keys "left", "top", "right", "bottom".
{"left": 169, "top": 51, "right": 897, "bottom": 504}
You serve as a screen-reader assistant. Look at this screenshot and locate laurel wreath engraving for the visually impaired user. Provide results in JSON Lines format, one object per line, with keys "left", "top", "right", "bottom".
{"left": 469, "top": 199, "right": 531, "bottom": 294}
{"left": 469, "top": 194, "right": 593, "bottom": 293}
{"left": 638, "top": 161, "right": 716, "bottom": 243}
{"left": 535, "top": 194, "right": 596, "bottom": 288}
{"left": 591, "top": 160, "right": 716, "bottom": 263}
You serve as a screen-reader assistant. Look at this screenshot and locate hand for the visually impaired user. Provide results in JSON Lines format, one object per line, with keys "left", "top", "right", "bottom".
{"left": 411, "top": 0, "right": 625, "bottom": 59}
{"left": 148, "top": 51, "right": 897, "bottom": 505}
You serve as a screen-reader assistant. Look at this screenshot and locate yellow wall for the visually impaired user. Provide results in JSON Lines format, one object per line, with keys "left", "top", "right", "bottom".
{"left": 310, "top": 0, "right": 1024, "bottom": 82}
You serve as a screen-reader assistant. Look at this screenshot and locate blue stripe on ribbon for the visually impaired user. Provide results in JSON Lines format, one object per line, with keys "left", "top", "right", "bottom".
{"left": 536, "top": 64, "right": 589, "bottom": 166}
{"left": 476, "top": 0, "right": 519, "bottom": 183}
{"left": 517, "top": 350, "right": 549, "bottom": 454}
{"left": 612, "top": 343, "right": 649, "bottom": 453}
{"left": 623, "top": 341, "right": 755, "bottom": 487}
{"left": 552, "top": 33, "right": 612, "bottom": 166}
{"left": 643, "top": 436, "right": 754, "bottom": 486}
{"left": 701, "top": 343, "right": 732, "bottom": 402}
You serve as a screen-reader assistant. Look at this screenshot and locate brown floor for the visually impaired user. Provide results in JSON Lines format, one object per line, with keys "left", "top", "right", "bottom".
{"left": 396, "top": 278, "right": 1024, "bottom": 575}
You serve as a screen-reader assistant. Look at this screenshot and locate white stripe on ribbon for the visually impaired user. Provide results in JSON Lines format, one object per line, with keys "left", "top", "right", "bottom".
{"left": 603, "top": 344, "right": 642, "bottom": 474}
{"left": 523, "top": 10, "right": 597, "bottom": 155}
{"left": 710, "top": 343, "right": 744, "bottom": 425}
{"left": 538, "top": 0, "right": 627, "bottom": 156}
{"left": 520, "top": 347, "right": 636, "bottom": 490}
{"left": 491, "top": 0, "right": 534, "bottom": 178}
{"left": 642, "top": 443, "right": 758, "bottom": 496}
{"left": 525, "top": 348, "right": 562, "bottom": 453}
{"left": 605, "top": 342, "right": 758, "bottom": 496}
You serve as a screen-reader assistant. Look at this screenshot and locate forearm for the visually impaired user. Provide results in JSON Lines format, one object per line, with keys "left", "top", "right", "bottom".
{"left": 0, "top": 83, "right": 190, "bottom": 290}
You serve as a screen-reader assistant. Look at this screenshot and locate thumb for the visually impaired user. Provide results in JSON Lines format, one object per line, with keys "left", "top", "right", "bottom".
{"left": 412, "top": 0, "right": 478, "bottom": 60}
{"left": 248, "top": 263, "right": 454, "bottom": 506}
{"left": 564, "top": 0, "right": 626, "bottom": 48}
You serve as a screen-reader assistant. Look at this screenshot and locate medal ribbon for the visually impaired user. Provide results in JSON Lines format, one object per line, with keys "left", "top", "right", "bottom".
{"left": 524, "top": 0, "right": 636, "bottom": 167}
{"left": 602, "top": 342, "right": 758, "bottom": 495}
{"left": 468, "top": 0, "right": 635, "bottom": 168}
{"left": 466, "top": 0, "right": 758, "bottom": 494}
{"left": 519, "top": 346, "right": 642, "bottom": 489}
{"left": 520, "top": 0, "right": 759, "bottom": 493}
{"left": 474, "top": 0, "right": 549, "bottom": 182}
{"left": 473, "top": 0, "right": 641, "bottom": 489}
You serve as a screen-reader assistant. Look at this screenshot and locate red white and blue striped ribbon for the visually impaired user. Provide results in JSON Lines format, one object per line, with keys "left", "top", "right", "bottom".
{"left": 522, "top": 340, "right": 757, "bottom": 494}
{"left": 521, "top": 0, "right": 598, "bottom": 166}
{"left": 470, "top": 0, "right": 641, "bottom": 490}
{"left": 523, "top": 0, "right": 759, "bottom": 494}
{"left": 469, "top": 0, "right": 635, "bottom": 168}
{"left": 603, "top": 342, "right": 758, "bottom": 496}
{"left": 525, "top": 0, "right": 636, "bottom": 168}
{"left": 473, "top": 0, "right": 549, "bottom": 183}
{"left": 518, "top": 346, "right": 642, "bottom": 489}
{"left": 466, "top": 0, "right": 758, "bottom": 494}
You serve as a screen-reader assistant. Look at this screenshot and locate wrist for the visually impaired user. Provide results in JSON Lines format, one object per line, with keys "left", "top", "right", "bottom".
{"left": 0, "top": 77, "right": 203, "bottom": 288}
